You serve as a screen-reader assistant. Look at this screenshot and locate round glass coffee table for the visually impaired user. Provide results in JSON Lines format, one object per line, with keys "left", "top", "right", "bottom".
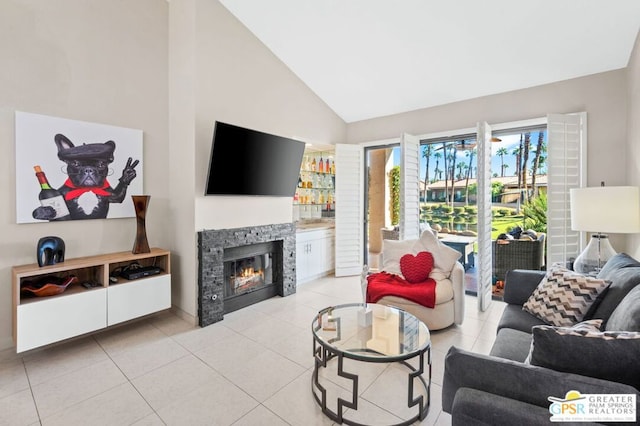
{"left": 311, "top": 303, "right": 431, "bottom": 426}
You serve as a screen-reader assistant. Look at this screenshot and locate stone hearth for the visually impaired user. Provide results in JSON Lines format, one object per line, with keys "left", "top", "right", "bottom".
{"left": 198, "top": 223, "right": 296, "bottom": 327}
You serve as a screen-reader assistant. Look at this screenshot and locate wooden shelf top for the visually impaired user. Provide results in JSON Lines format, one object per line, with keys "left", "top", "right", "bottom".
{"left": 12, "top": 248, "right": 170, "bottom": 276}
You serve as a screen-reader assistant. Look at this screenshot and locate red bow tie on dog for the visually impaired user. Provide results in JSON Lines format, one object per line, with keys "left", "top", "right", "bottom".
{"left": 63, "top": 179, "right": 111, "bottom": 200}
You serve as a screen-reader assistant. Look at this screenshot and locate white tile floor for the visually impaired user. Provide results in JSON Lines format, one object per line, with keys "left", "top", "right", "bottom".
{"left": 0, "top": 275, "right": 506, "bottom": 426}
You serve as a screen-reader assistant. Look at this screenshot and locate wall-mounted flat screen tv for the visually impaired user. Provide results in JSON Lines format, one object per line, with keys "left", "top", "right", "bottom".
{"left": 205, "top": 121, "right": 306, "bottom": 197}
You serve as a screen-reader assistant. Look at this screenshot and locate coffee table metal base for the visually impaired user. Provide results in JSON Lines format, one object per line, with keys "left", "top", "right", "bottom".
{"left": 312, "top": 339, "right": 430, "bottom": 425}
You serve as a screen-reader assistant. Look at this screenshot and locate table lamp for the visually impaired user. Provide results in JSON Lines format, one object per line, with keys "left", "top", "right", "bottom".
{"left": 570, "top": 185, "right": 640, "bottom": 274}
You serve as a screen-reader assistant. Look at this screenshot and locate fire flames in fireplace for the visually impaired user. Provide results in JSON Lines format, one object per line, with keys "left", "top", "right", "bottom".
{"left": 226, "top": 250, "right": 274, "bottom": 299}
{"left": 218, "top": 240, "right": 281, "bottom": 314}
{"left": 232, "top": 265, "right": 265, "bottom": 291}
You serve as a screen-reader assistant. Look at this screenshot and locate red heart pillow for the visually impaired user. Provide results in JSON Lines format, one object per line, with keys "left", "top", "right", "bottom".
{"left": 400, "top": 251, "right": 434, "bottom": 283}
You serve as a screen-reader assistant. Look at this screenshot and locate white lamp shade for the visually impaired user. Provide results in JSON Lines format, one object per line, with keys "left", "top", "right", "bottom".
{"left": 570, "top": 186, "right": 640, "bottom": 233}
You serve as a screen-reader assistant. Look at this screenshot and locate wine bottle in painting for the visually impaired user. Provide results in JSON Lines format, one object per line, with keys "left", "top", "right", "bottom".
{"left": 34, "top": 165, "right": 70, "bottom": 219}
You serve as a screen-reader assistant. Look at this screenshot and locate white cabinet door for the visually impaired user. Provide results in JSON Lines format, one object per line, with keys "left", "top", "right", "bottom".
{"left": 17, "top": 289, "right": 107, "bottom": 353}
{"left": 323, "top": 234, "right": 335, "bottom": 273}
{"left": 296, "top": 229, "right": 335, "bottom": 284}
{"left": 297, "top": 238, "right": 323, "bottom": 281}
{"left": 108, "top": 275, "right": 171, "bottom": 326}
{"left": 296, "top": 239, "right": 309, "bottom": 283}
{"left": 307, "top": 238, "right": 324, "bottom": 277}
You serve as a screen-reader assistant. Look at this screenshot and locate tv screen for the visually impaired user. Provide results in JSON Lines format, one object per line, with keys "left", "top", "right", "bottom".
{"left": 205, "top": 122, "right": 306, "bottom": 197}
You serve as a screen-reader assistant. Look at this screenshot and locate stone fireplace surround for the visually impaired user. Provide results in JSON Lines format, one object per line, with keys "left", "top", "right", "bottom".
{"left": 198, "top": 223, "right": 296, "bottom": 327}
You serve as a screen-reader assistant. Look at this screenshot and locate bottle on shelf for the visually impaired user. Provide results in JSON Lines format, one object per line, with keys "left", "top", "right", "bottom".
{"left": 297, "top": 175, "right": 303, "bottom": 188}
{"left": 319, "top": 157, "right": 324, "bottom": 174}
{"left": 33, "top": 165, "right": 70, "bottom": 220}
{"left": 311, "top": 157, "right": 316, "bottom": 172}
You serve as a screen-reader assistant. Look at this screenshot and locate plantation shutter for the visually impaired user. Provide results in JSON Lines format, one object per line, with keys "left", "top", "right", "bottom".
{"left": 476, "top": 122, "right": 493, "bottom": 311}
{"left": 334, "top": 143, "right": 364, "bottom": 276}
{"left": 546, "top": 113, "right": 586, "bottom": 266}
{"left": 400, "top": 133, "right": 421, "bottom": 240}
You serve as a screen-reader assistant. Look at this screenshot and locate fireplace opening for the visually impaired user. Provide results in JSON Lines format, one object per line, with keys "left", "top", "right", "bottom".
{"left": 223, "top": 241, "right": 283, "bottom": 314}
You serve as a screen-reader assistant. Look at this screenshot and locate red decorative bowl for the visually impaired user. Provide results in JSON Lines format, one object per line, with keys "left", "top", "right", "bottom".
{"left": 21, "top": 275, "right": 78, "bottom": 297}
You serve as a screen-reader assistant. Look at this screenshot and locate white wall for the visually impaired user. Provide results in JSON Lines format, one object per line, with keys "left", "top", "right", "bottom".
{"left": 193, "top": 0, "right": 346, "bottom": 231}
{"left": 626, "top": 31, "right": 640, "bottom": 258}
{"left": 168, "top": 0, "right": 347, "bottom": 319}
{"left": 168, "top": 0, "right": 198, "bottom": 322}
{"left": 0, "top": 0, "right": 170, "bottom": 349}
{"left": 347, "top": 70, "right": 628, "bottom": 189}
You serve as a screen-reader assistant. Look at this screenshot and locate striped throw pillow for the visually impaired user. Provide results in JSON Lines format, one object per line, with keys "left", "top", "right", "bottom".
{"left": 523, "top": 266, "right": 609, "bottom": 327}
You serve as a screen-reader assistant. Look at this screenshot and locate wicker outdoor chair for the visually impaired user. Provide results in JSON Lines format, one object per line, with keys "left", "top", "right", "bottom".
{"left": 380, "top": 227, "right": 400, "bottom": 241}
{"left": 492, "top": 234, "right": 545, "bottom": 282}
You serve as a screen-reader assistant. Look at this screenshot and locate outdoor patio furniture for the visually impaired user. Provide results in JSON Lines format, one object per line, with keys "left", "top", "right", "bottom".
{"left": 380, "top": 227, "right": 400, "bottom": 241}
{"left": 492, "top": 234, "right": 546, "bottom": 282}
{"left": 439, "top": 234, "right": 476, "bottom": 270}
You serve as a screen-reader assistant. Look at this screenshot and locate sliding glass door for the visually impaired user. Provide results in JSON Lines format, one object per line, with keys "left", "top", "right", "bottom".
{"left": 419, "top": 124, "right": 551, "bottom": 310}
{"left": 338, "top": 114, "right": 583, "bottom": 306}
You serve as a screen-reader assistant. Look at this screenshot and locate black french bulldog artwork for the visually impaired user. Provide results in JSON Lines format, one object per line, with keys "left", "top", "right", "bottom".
{"left": 32, "top": 134, "right": 139, "bottom": 221}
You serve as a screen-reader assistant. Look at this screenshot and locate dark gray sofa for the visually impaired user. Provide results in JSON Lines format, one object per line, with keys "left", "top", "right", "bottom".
{"left": 442, "top": 253, "right": 640, "bottom": 425}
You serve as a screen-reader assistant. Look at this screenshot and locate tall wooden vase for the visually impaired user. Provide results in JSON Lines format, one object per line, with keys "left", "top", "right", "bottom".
{"left": 132, "top": 195, "right": 150, "bottom": 254}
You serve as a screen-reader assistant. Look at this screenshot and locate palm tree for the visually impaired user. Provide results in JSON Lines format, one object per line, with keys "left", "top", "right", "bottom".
{"left": 537, "top": 155, "right": 546, "bottom": 175}
{"left": 449, "top": 144, "right": 458, "bottom": 205}
{"left": 422, "top": 144, "right": 433, "bottom": 197}
{"left": 464, "top": 149, "right": 475, "bottom": 205}
{"left": 512, "top": 145, "right": 521, "bottom": 181}
{"left": 434, "top": 167, "right": 442, "bottom": 181}
{"left": 530, "top": 132, "right": 545, "bottom": 198}
{"left": 432, "top": 151, "right": 442, "bottom": 183}
{"left": 521, "top": 132, "right": 531, "bottom": 202}
{"left": 456, "top": 162, "right": 466, "bottom": 180}
{"left": 441, "top": 142, "right": 449, "bottom": 205}
{"left": 496, "top": 147, "right": 508, "bottom": 177}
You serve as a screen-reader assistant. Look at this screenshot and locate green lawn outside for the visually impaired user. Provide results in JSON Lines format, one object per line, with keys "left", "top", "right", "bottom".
{"left": 422, "top": 203, "right": 525, "bottom": 239}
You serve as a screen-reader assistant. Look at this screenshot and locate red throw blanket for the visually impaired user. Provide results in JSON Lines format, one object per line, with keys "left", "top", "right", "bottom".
{"left": 366, "top": 271, "right": 436, "bottom": 308}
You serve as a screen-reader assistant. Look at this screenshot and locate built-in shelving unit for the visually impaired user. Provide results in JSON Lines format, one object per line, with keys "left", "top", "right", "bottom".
{"left": 12, "top": 248, "right": 171, "bottom": 352}
{"left": 293, "top": 150, "right": 335, "bottom": 220}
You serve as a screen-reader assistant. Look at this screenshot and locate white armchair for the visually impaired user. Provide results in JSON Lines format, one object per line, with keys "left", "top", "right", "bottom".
{"left": 362, "top": 231, "right": 465, "bottom": 330}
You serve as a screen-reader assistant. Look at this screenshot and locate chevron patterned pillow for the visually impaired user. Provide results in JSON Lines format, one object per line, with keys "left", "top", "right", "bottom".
{"left": 522, "top": 266, "right": 609, "bottom": 327}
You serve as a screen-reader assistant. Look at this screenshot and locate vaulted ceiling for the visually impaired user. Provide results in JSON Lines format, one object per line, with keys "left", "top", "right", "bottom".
{"left": 220, "top": 0, "right": 640, "bottom": 123}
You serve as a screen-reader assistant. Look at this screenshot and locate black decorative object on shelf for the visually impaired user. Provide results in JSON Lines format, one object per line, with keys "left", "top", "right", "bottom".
{"left": 37, "top": 236, "right": 66, "bottom": 267}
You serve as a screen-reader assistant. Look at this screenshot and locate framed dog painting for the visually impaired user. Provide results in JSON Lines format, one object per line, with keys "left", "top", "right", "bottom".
{"left": 15, "top": 111, "right": 144, "bottom": 224}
